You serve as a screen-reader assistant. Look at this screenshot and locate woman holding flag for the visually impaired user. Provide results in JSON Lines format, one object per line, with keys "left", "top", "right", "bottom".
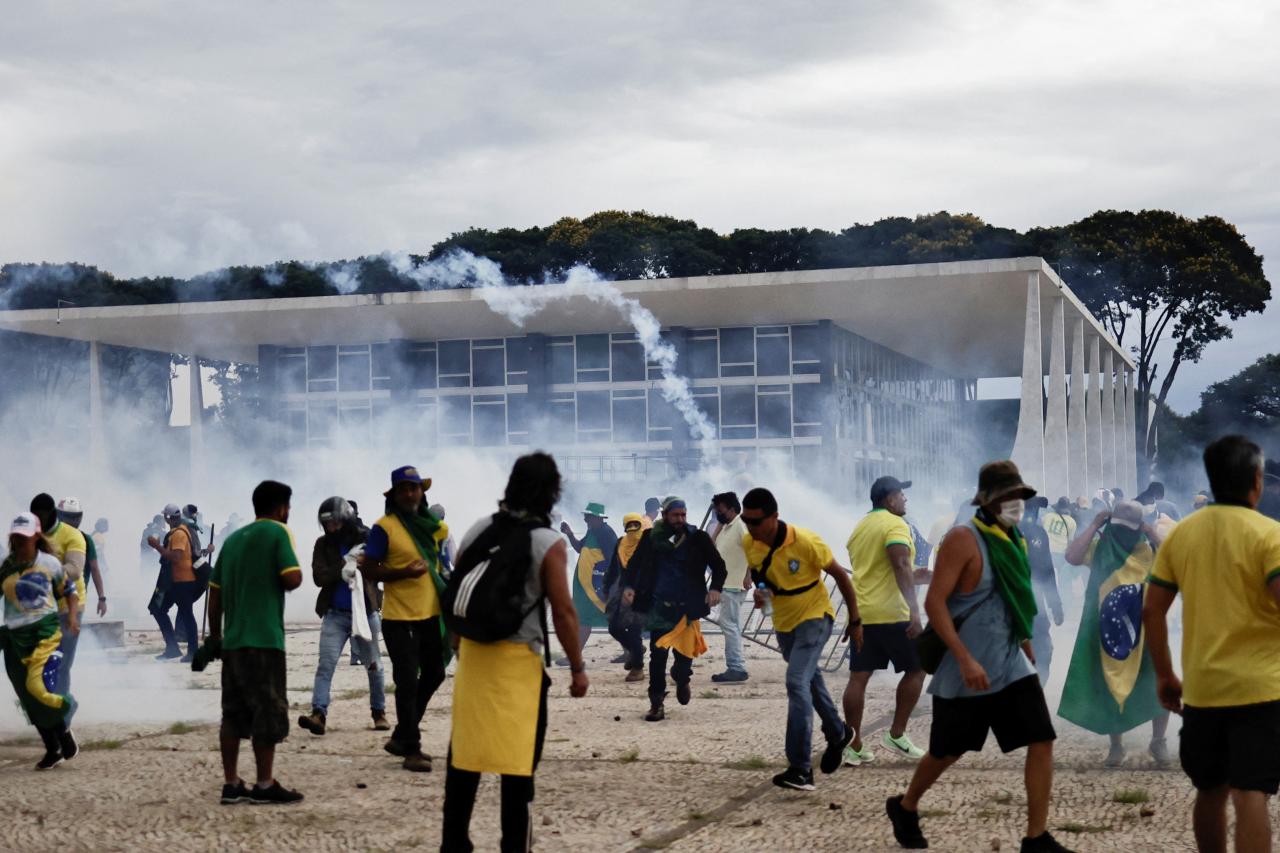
{"left": 1057, "top": 500, "right": 1170, "bottom": 767}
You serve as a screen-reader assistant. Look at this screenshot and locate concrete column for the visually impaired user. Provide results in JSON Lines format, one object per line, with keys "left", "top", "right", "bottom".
{"left": 88, "top": 340, "right": 105, "bottom": 478}
{"left": 1086, "top": 336, "right": 1102, "bottom": 497}
{"left": 1116, "top": 368, "right": 1129, "bottom": 495}
{"left": 1009, "top": 273, "right": 1046, "bottom": 490}
{"left": 188, "top": 352, "right": 204, "bottom": 491}
{"left": 1124, "top": 369, "right": 1138, "bottom": 495}
{"left": 1067, "top": 319, "right": 1088, "bottom": 501}
{"left": 1100, "top": 349, "right": 1116, "bottom": 490}
{"left": 1042, "top": 298, "right": 1069, "bottom": 502}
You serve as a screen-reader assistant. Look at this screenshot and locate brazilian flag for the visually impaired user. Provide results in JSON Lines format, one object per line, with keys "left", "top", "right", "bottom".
{"left": 1057, "top": 527, "right": 1164, "bottom": 734}
{"left": 571, "top": 528, "right": 613, "bottom": 628}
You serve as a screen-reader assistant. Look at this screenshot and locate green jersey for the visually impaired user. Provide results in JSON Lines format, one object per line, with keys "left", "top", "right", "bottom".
{"left": 210, "top": 519, "right": 301, "bottom": 651}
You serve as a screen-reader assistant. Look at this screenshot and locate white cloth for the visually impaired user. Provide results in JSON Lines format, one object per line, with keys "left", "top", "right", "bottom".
{"left": 345, "top": 545, "right": 372, "bottom": 642}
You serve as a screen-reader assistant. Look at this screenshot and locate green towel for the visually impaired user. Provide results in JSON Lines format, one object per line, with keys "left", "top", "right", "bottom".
{"left": 972, "top": 514, "right": 1037, "bottom": 643}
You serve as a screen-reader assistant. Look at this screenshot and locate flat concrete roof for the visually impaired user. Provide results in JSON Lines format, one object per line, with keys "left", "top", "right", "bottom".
{"left": 0, "top": 257, "right": 1133, "bottom": 377}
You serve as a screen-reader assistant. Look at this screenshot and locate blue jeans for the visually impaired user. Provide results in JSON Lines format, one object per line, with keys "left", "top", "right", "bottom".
{"left": 311, "top": 609, "right": 386, "bottom": 714}
{"left": 56, "top": 611, "right": 80, "bottom": 697}
{"left": 716, "top": 589, "right": 748, "bottom": 673}
{"left": 777, "top": 616, "right": 845, "bottom": 771}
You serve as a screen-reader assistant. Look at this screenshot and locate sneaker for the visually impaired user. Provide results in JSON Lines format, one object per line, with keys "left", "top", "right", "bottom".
{"left": 644, "top": 704, "right": 665, "bottom": 722}
{"left": 154, "top": 647, "right": 182, "bottom": 661}
{"left": 676, "top": 681, "right": 691, "bottom": 706}
{"left": 710, "top": 669, "right": 749, "bottom": 683}
{"left": 35, "top": 750, "right": 63, "bottom": 771}
{"left": 1104, "top": 742, "right": 1126, "bottom": 768}
{"left": 1148, "top": 737, "right": 1170, "bottom": 768}
{"left": 179, "top": 652, "right": 195, "bottom": 664}
{"left": 1020, "top": 830, "right": 1074, "bottom": 852}
{"left": 371, "top": 711, "right": 391, "bottom": 731}
{"left": 383, "top": 737, "right": 412, "bottom": 757}
{"left": 250, "top": 780, "right": 304, "bottom": 805}
{"left": 403, "top": 752, "right": 433, "bottom": 772}
{"left": 843, "top": 742, "right": 877, "bottom": 767}
{"left": 883, "top": 731, "right": 926, "bottom": 760}
{"left": 886, "top": 795, "right": 928, "bottom": 849}
{"left": 297, "top": 710, "right": 326, "bottom": 735}
{"left": 220, "top": 780, "right": 253, "bottom": 804}
{"left": 625, "top": 669, "right": 645, "bottom": 683}
{"left": 821, "top": 725, "right": 854, "bottom": 774}
{"left": 58, "top": 729, "right": 78, "bottom": 761}
{"left": 771, "top": 766, "right": 815, "bottom": 791}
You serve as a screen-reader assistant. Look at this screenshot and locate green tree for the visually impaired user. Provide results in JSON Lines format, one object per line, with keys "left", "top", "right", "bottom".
{"left": 1029, "top": 210, "right": 1271, "bottom": 468}
{"left": 1186, "top": 353, "right": 1280, "bottom": 457}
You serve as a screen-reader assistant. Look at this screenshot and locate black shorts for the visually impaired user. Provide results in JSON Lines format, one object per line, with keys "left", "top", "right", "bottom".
{"left": 1180, "top": 700, "right": 1280, "bottom": 794}
{"left": 849, "top": 622, "right": 921, "bottom": 674}
{"left": 929, "top": 675, "right": 1055, "bottom": 758}
{"left": 221, "top": 647, "right": 289, "bottom": 745}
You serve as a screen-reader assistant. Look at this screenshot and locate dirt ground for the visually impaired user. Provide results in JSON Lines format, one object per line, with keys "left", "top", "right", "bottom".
{"left": 2, "top": 625, "right": 1273, "bottom": 852}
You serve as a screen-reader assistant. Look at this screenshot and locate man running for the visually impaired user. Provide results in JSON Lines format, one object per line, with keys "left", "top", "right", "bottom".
{"left": 886, "top": 461, "right": 1070, "bottom": 853}
{"left": 29, "top": 495, "right": 86, "bottom": 694}
{"left": 843, "top": 476, "right": 926, "bottom": 766}
{"left": 742, "top": 487, "right": 861, "bottom": 792}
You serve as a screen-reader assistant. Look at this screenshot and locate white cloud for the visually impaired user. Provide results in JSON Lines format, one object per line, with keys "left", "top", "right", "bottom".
{"left": 0, "top": 0, "right": 1277, "bottom": 402}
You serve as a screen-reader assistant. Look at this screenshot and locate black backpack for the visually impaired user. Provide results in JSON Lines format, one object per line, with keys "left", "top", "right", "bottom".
{"left": 441, "top": 512, "right": 549, "bottom": 660}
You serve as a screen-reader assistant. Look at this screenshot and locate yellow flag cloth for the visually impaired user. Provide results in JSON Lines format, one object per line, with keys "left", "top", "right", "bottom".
{"left": 655, "top": 616, "right": 708, "bottom": 659}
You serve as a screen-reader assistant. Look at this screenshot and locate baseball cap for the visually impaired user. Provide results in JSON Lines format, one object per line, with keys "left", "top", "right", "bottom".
{"left": 57, "top": 497, "right": 83, "bottom": 515}
{"left": 390, "top": 465, "right": 431, "bottom": 489}
{"left": 163, "top": 503, "right": 182, "bottom": 518}
{"left": 10, "top": 512, "right": 42, "bottom": 537}
{"left": 870, "top": 476, "right": 911, "bottom": 505}
{"left": 1110, "top": 500, "right": 1144, "bottom": 530}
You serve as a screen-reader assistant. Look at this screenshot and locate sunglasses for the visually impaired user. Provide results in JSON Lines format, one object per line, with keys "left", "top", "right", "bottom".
{"left": 741, "top": 515, "right": 769, "bottom": 527}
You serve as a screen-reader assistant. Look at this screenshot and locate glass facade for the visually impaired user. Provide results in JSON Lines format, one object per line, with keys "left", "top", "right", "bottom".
{"left": 266, "top": 322, "right": 971, "bottom": 495}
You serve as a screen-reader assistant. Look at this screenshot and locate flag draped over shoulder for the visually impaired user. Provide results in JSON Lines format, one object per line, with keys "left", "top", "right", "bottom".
{"left": 1057, "top": 527, "right": 1164, "bottom": 735}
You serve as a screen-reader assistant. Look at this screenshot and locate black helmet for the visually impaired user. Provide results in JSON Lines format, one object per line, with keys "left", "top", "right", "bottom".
{"left": 318, "top": 496, "right": 355, "bottom": 529}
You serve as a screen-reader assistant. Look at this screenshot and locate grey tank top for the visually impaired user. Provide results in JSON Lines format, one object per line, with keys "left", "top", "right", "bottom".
{"left": 458, "top": 518, "right": 561, "bottom": 656}
{"left": 927, "top": 517, "right": 1036, "bottom": 699}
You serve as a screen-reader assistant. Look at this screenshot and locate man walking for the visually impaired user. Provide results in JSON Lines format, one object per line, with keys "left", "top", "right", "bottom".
{"left": 148, "top": 504, "right": 199, "bottom": 661}
{"left": 559, "top": 502, "right": 619, "bottom": 662}
{"left": 361, "top": 465, "right": 449, "bottom": 772}
{"left": 208, "top": 480, "right": 304, "bottom": 804}
{"left": 1144, "top": 436, "right": 1280, "bottom": 853}
{"left": 711, "top": 491, "right": 751, "bottom": 683}
{"left": 1021, "top": 497, "right": 1063, "bottom": 685}
{"left": 623, "top": 496, "right": 726, "bottom": 722}
{"left": 843, "top": 476, "right": 926, "bottom": 766}
{"left": 742, "top": 487, "right": 862, "bottom": 792}
{"left": 886, "top": 462, "right": 1070, "bottom": 853}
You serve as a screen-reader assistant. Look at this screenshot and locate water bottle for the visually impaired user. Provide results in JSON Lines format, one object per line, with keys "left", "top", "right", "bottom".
{"left": 755, "top": 582, "right": 773, "bottom": 617}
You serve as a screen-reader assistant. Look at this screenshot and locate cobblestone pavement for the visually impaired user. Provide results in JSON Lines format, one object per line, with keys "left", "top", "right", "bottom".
{"left": 2, "top": 628, "right": 1273, "bottom": 852}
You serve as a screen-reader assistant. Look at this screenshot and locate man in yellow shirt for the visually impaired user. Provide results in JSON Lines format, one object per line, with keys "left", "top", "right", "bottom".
{"left": 843, "top": 476, "right": 926, "bottom": 766}
{"left": 362, "top": 465, "right": 449, "bottom": 773}
{"left": 29, "top": 494, "right": 86, "bottom": 696}
{"left": 1144, "top": 435, "right": 1280, "bottom": 853}
{"left": 742, "top": 487, "right": 861, "bottom": 792}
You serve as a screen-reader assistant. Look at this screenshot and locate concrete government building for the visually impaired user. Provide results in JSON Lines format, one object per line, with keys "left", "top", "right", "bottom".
{"left": 0, "top": 258, "right": 1138, "bottom": 502}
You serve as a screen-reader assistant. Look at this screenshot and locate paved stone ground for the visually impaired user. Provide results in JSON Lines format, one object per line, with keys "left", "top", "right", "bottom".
{"left": 2, "top": 627, "right": 1274, "bottom": 851}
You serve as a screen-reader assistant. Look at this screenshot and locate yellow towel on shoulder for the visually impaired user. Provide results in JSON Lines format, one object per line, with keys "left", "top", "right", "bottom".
{"left": 655, "top": 616, "right": 708, "bottom": 659}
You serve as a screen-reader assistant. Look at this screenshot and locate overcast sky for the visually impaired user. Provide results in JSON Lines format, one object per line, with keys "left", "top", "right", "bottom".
{"left": 2, "top": 1, "right": 1277, "bottom": 412}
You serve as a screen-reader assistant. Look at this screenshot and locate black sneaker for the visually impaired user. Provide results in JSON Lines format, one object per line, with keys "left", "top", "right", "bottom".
{"left": 155, "top": 647, "right": 182, "bottom": 661}
{"left": 35, "top": 750, "right": 63, "bottom": 771}
{"left": 220, "top": 780, "right": 253, "bottom": 804}
{"left": 820, "top": 724, "right": 854, "bottom": 774}
{"left": 250, "top": 781, "right": 304, "bottom": 805}
{"left": 383, "top": 737, "right": 412, "bottom": 757}
{"left": 58, "top": 729, "right": 79, "bottom": 762}
{"left": 772, "top": 766, "right": 815, "bottom": 791}
{"left": 710, "top": 669, "right": 749, "bottom": 683}
{"left": 1020, "top": 831, "right": 1073, "bottom": 853}
{"left": 676, "top": 680, "right": 691, "bottom": 705}
{"left": 644, "top": 704, "right": 665, "bottom": 722}
{"left": 886, "top": 795, "right": 928, "bottom": 849}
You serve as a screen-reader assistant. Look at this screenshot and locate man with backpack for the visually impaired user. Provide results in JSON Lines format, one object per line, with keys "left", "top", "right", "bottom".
{"left": 622, "top": 496, "right": 727, "bottom": 722}
{"left": 360, "top": 465, "right": 449, "bottom": 773}
{"left": 441, "top": 452, "right": 589, "bottom": 852}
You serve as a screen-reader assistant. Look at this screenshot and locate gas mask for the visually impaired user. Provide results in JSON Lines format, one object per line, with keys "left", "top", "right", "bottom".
{"left": 997, "top": 499, "right": 1026, "bottom": 527}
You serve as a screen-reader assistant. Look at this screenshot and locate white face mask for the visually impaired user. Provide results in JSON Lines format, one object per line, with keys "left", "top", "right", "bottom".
{"left": 997, "top": 499, "right": 1025, "bottom": 527}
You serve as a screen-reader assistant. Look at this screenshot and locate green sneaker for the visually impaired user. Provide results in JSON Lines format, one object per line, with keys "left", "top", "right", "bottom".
{"left": 883, "top": 731, "right": 925, "bottom": 759}
{"left": 842, "top": 742, "right": 876, "bottom": 767}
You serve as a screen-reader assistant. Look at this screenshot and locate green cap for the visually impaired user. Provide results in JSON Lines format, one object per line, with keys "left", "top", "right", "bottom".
{"left": 582, "top": 502, "right": 607, "bottom": 518}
